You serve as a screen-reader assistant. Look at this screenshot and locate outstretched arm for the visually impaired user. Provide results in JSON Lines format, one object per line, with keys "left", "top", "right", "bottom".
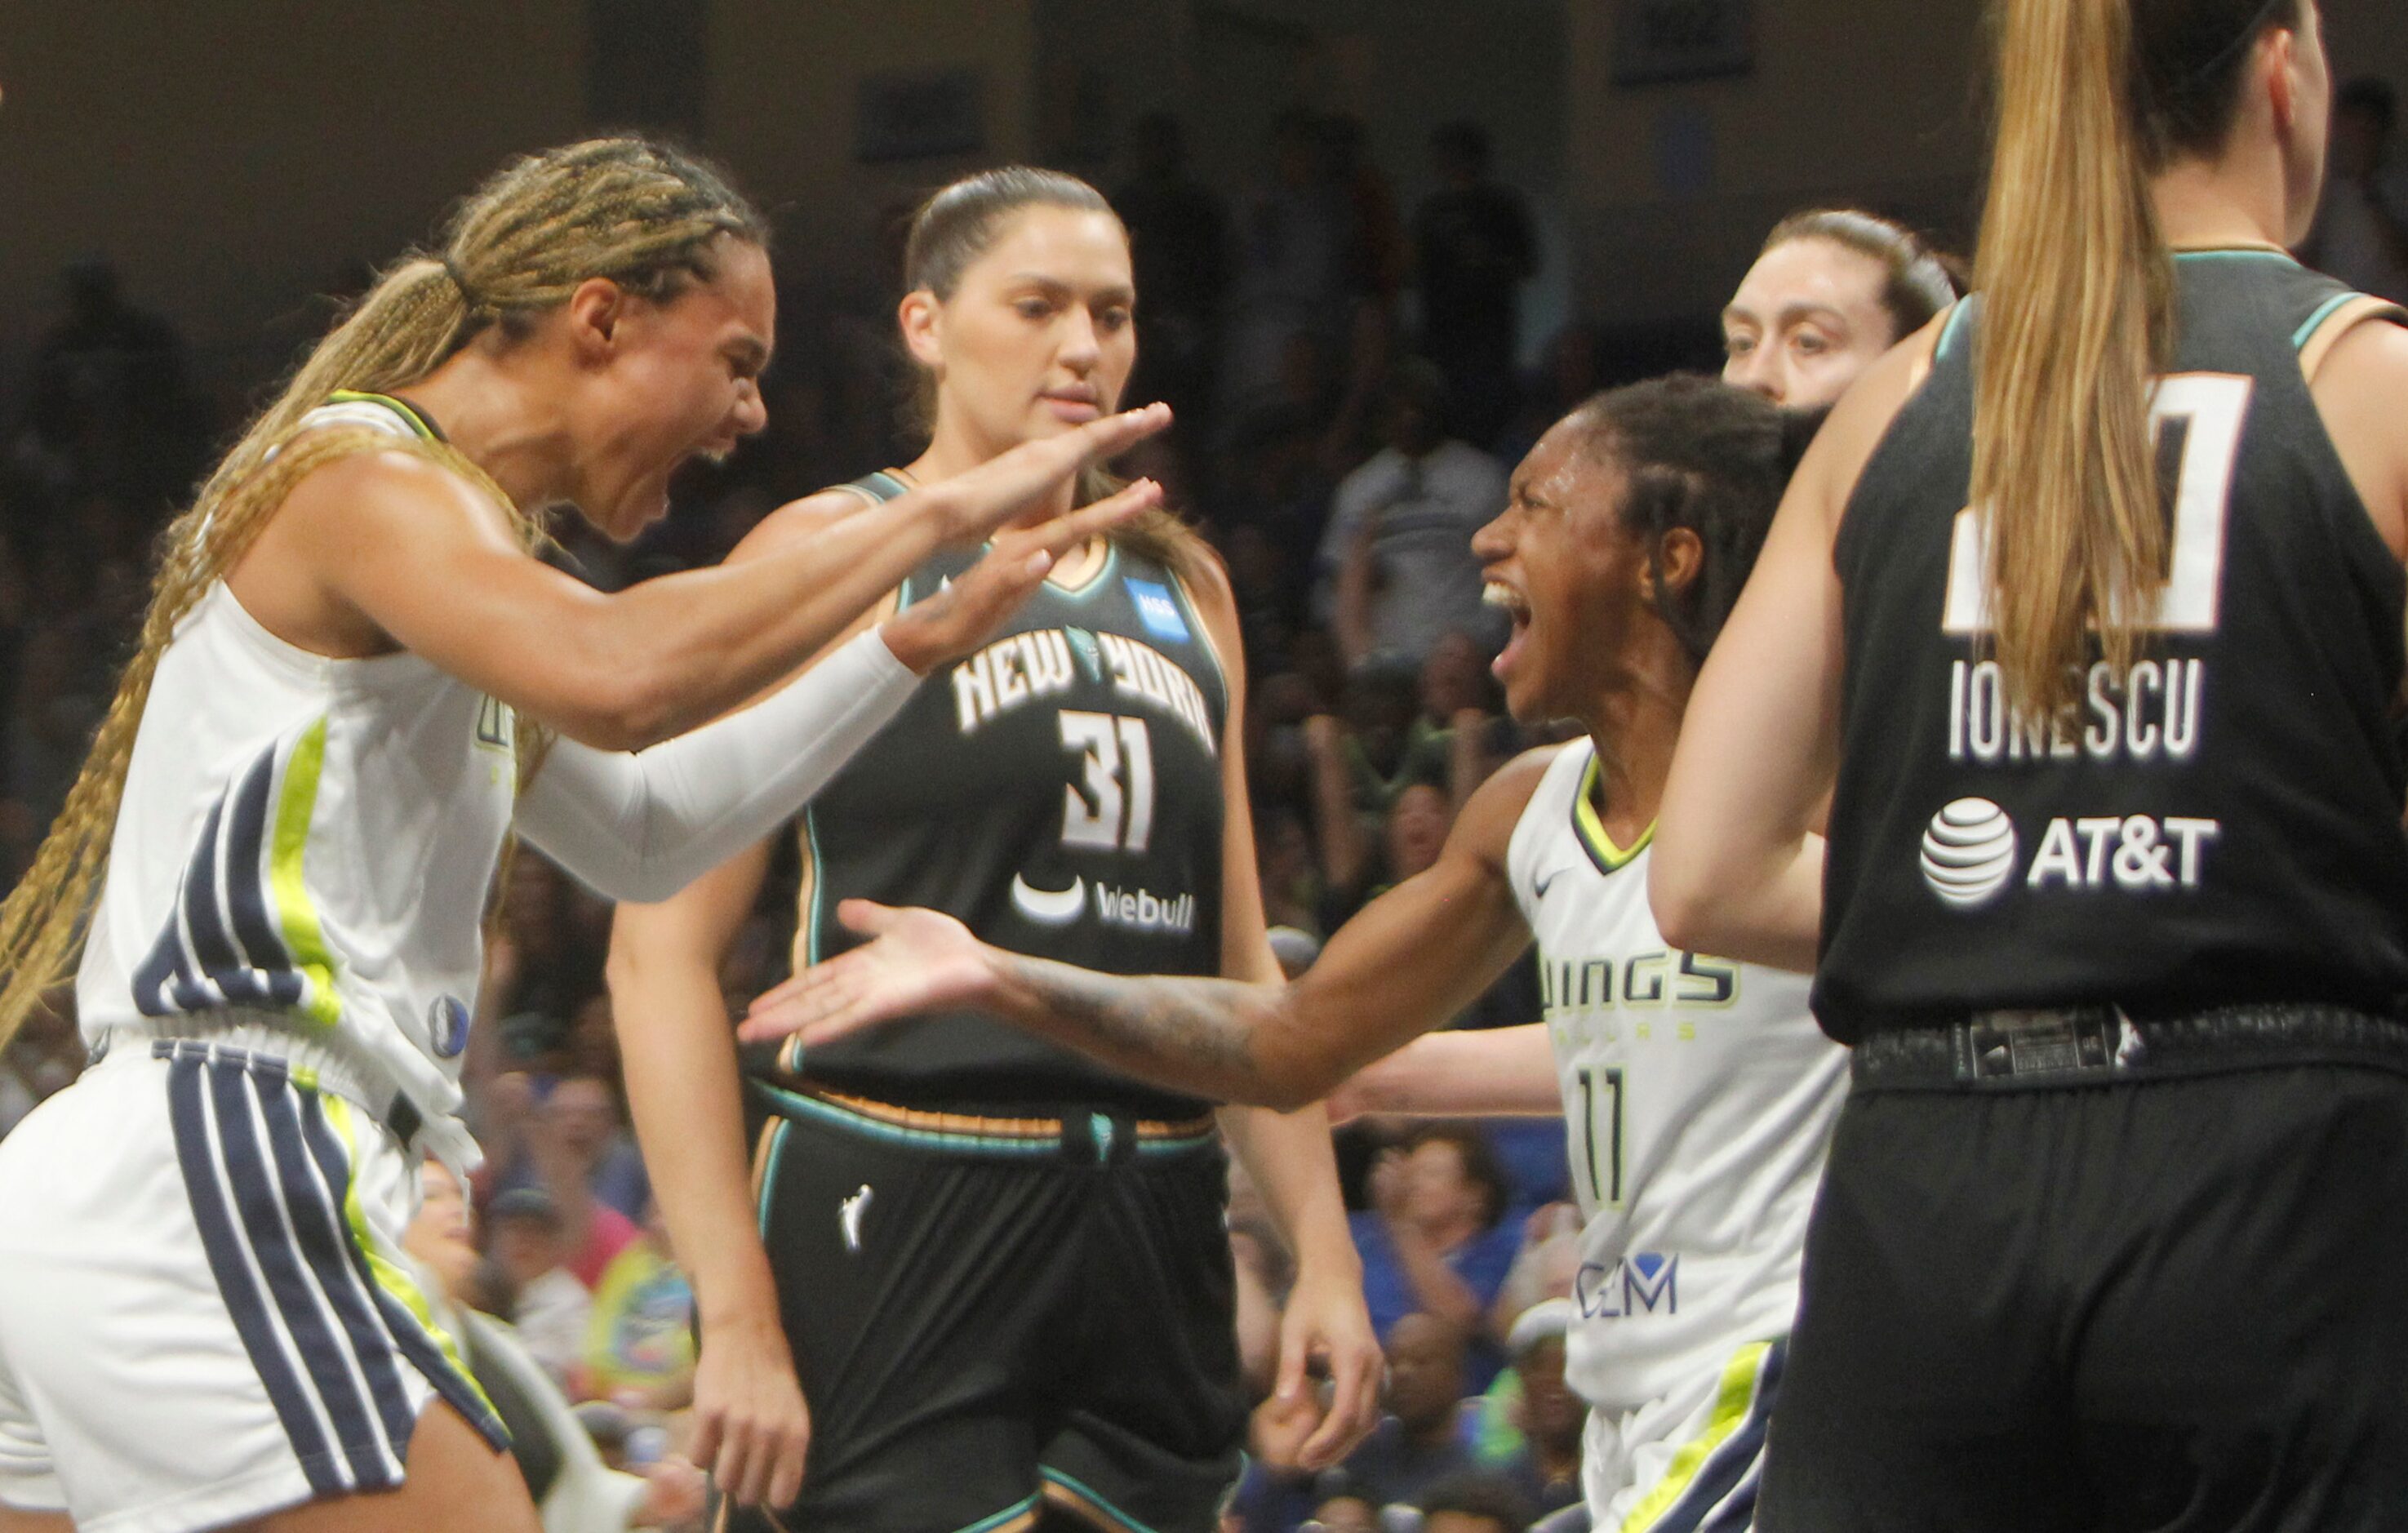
{"left": 269, "top": 404, "right": 1170, "bottom": 750}
{"left": 741, "top": 751, "right": 1552, "bottom": 1113}
{"left": 1328, "top": 1023, "right": 1561, "bottom": 1123}
{"left": 514, "top": 504, "right": 1126, "bottom": 903}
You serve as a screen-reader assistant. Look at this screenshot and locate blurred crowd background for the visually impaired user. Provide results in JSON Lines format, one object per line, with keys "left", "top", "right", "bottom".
{"left": 1, "top": 2, "right": 2402, "bottom": 1529}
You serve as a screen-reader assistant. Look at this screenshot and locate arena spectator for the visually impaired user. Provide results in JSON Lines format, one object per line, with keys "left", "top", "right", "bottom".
{"left": 491, "top": 1070, "right": 652, "bottom": 1235}
{"left": 1317, "top": 363, "right": 1508, "bottom": 667}
{"left": 406, "top": 1164, "right": 708, "bottom": 1531}
{"left": 1483, "top": 1302, "right": 1584, "bottom": 1517}
{"left": 1112, "top": 113, "right": 1232, "bottom": 430}
{"left": 1353, "top": 1128, "right": 1522, "bottom": 1388}
{"left": 1412, "top": 122, "right": 1539, "bottom": 447}
{"left": 583, "top": 1200, "right": 699, "bottom": 1411}
{"left": 487, "top": 1188, "right": 598, "bottom": 1388}
{"left": 1419, "top": 1473, "right": 1539, "bottom": 1533}
{"left": 1224, "top": 110, "right": 1354, "bottom": 424}
{"left": 1340, "top": 1313, "right": 1485, "bottom": 1508}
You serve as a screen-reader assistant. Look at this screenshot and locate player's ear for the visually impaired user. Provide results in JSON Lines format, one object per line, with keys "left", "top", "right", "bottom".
{"left": 899, "top": 288, "right": 946, "bottom": 371}
{"left": 1645, "top": 527, "right": 1704, "bottom": 605}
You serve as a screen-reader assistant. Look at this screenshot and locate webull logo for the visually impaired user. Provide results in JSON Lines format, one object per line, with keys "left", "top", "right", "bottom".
{"left": 1578, "top": 1252, "right": 1679, "bottom": 1318}
{"left": 1095, "top": 883, "right": 1196, "bottom": 934}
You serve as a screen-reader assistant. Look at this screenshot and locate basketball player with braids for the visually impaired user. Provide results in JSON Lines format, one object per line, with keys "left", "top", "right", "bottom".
{"left": 606, "top": 167, "right": 1381, "bottom": 1533}
{"left": 1653, "top": 0, "right": 2408, "bottom": 1522}
{"left": 740, "top": 375, "right": 1842, "bottom": 1531}
{"left": 0, "top": 139, "right": 1168, "bottom": 1533}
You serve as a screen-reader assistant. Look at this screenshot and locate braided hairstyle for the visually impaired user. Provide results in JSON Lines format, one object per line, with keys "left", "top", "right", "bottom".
{"left": 0, "top": 136, "right": 766, "bottom": 1048}
{"left": 1566, "top": 374, "right": 1816, "bottom": 664}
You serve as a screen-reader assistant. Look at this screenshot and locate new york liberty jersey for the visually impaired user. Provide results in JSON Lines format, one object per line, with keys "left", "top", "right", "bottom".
{"left": 1506, "top": 740, "right": 1844, "bottom": 1411}
{"left": 791, "top": 478, "right": 1229, "bottom": 1118}
{"left": 1821, "top": 254, "right": 2408, "bottom": 1039}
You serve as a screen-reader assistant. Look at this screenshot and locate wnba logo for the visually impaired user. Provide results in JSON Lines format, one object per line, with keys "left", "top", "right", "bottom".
{"left": 1921, "top": 798, "right": 2018, "bottom": 908}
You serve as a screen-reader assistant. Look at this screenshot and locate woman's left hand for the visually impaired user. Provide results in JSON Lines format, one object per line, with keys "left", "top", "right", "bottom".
{"left": 1271, "top": 1256, "right": 1385, "bottom": 1472}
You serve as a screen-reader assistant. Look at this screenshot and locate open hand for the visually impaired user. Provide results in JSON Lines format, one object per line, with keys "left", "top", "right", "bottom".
{"left": 926, "top": 402, "right": 1172, "bottom": 544}
{"left": 738, "top": 900, "right": 994, "bottom": 1046}
{"left": 881, "top": 478, "right": 1163, "bottom": 674}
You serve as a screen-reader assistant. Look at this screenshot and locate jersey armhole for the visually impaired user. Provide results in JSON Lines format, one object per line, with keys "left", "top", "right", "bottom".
{"left": 2298, "top": 295, "right": 2408, "bottom": 384}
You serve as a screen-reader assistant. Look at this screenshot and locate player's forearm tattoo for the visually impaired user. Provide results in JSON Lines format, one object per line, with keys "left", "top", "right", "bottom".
{"left": 1002, "top": 955, "right": 1267, "bottom": 1091}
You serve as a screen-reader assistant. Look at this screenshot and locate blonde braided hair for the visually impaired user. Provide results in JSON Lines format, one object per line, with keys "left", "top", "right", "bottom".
{"left": 0, "top": 136, "right": 766, "bottom": 1048}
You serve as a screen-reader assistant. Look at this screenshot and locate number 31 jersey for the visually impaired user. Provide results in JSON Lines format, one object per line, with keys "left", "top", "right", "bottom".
{"left": 788, "top": 475, "right": 1229, "bottom": 1120}
{"left": 1506, "top": 740, "right": 1846, "bottom": 1412}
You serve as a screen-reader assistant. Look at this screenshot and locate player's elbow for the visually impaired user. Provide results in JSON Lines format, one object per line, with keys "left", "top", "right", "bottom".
{"left": 1648, "top": 846, "right": 1721, "bottom": 955}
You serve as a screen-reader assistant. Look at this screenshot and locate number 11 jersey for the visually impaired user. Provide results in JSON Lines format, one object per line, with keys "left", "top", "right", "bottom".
{"left": 1507, "top": 739, "right": 1845, "bottom": 1412}
{"left": 789, "top": 474, "right": 1228, "bottom": 1120}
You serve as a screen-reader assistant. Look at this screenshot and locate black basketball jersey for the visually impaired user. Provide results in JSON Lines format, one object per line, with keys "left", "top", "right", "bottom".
{"left": 783, "top": 473, "right": 1228, "bottom": 1117}
{"left": 1817, "top": 252, "right": 2408, "bottom": 1042}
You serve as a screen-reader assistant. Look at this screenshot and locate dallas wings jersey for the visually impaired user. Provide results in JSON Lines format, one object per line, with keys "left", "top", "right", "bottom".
{"left": 1820, "top": 253, "right": 2408, "bottom": 1040}
{"left": 1505, "top": 740, "right": 1845, "bottom": 1411}
{"left": 76, "top": 393, "right": 511, "bottom": 1168}
{"left": 785, "top": 475, "right": 1229, "bottom": 1119}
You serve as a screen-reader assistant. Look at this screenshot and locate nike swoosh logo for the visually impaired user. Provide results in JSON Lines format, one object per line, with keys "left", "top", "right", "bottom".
{"left": 1535, "top": 869, "right": 1566, "bottom": 901}
{"left": 1010, "top": 873, "right": 1086, "bottom": 926}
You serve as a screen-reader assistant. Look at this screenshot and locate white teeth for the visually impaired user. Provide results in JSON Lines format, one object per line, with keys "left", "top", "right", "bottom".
{"left": 1482, "top": 582, "right": 1530, "bottom": 616}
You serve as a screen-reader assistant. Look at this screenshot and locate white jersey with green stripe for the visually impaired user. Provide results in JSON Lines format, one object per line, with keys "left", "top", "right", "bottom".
{"left": 77, "top": 395, "right": 512, "bottom": 1168}
{"left": 1505, "top": 738, "right": 1845, "bottom": 1412}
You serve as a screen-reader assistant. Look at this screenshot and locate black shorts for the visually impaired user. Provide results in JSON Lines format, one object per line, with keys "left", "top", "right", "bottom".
{"left": 726, "top": 1082, "right": 1246, "bottom": 1533}
{"left": 1759, "top": 1064, "right": 2408, "bottom": 1531}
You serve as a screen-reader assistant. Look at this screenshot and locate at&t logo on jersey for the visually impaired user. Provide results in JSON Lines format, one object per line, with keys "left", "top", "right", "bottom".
{"left": 1920, "top": 798, "right": 2223, "bottom": 906}
{"left": 1579, "top": 1252, "right": 1678, "bottom": 1318}
{"left": 1920, "top": 798, "right": 2018, "bottom": 906}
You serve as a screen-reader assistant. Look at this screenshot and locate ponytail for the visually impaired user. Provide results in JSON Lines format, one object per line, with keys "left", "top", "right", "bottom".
{"left": 1973, "top": 0, "right": 2170, "bottom": 719}
{"left": 1972, "top": 0, "right": 2300, "bottom": 719}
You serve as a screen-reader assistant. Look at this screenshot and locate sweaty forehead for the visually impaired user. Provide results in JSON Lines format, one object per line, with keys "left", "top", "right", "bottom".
{"left": 966, "top": 206, "right": 1132, "bottom": 288}
{"left": 1728, "top": 236, "right": 1888, "bottom": 325}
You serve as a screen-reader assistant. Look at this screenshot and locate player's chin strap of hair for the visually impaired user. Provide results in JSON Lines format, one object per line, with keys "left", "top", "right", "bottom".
{"left": 2182, "top": 0, "right": 2296, "bottom": 87}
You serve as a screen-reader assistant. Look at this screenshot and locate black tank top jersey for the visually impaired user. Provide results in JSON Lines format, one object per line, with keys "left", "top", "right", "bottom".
{"left": 788, "top": 473, "right": 1228, "bottom": 1118}
{"left": 1817, "top": 252, "right": 2408, "bottom": 1042}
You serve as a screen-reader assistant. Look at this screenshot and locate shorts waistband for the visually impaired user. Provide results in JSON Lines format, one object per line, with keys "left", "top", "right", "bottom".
{"left": 100, "top": 1013, "right": 438, "bottom": 1156}
{"left": 752, "top": 1077, "right": 1220, "bottom": 1165}
{"left": 1850, "top": 1002, "right": 2408, "bottom": 1091}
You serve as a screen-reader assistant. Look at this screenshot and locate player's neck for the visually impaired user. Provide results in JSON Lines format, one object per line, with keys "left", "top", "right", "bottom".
{"left": 1575, "top": 649, "right": 1694, "bottom": 843}
{"left": 2153, "top": 149, "right": 2295, "bottom": 253}
{"left": 398, "top": 352, "right": 571, "bottom": 509}
{"left": 908, "top": 422, "right": 1077, "bottom": 531}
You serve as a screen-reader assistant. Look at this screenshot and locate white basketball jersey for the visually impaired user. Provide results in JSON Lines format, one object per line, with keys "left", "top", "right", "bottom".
{"left": 1506, "top": 740, "right": 1846, "bottom": 1411}
{"left": 77, "top": 394, "right": 513, "bottom": 1167}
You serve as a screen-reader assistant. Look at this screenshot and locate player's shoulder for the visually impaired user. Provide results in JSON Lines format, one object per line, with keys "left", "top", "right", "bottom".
{"left": 278, "top": 438, "right": 513, "bottom": 544}
{"left": 726, "top": 481, "right": 904, "bottom": 564}
{"left": 1459, "top": 740, "right": 1575, "bottom": 856}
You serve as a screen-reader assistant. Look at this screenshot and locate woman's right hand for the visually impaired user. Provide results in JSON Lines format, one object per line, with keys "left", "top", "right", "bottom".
{"left": 687, "top": 1314, "right": 811, "bottom": 1509}
{"left": 880, "top": 477, "right": 1163, "bottom": 674}
{"left": 922, "top": 402, "right": 1172, "bottom": 544}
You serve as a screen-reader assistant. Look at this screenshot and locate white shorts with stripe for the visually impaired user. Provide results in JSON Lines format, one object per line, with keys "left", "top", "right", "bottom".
{"left": 0, "top": 1038, "right": 505, "bottom": 1532}
{"left": 1585, "top": 1336, "right": 1785, "bottom": 1533}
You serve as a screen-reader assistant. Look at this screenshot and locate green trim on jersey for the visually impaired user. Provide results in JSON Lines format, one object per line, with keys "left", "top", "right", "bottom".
{"left": 323, "top": 389, "right": 443, "bottom": 442}
{"left": 272, "top": 718, "right": 344, "bottom": 1029}
{"left": 1573, "top": 754, "right": 1655, "bottom": 875}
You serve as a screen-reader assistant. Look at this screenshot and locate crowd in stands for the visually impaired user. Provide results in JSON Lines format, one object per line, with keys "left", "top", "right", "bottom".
{"left": 3, "top": 82, "right": 2400, "bottom": 1532}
